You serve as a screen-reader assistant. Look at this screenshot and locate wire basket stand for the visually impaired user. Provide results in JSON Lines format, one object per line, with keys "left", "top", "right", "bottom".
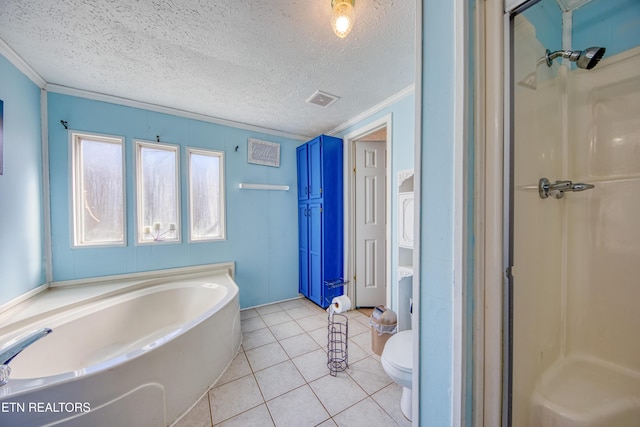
{"left": 327, "top": 312, "right": 348, "bottom": 376}
{"left": 325, "top": 279, "right": 349, "bottom": 376}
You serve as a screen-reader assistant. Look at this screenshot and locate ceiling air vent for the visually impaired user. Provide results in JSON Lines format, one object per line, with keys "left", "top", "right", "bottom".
{"left": 306, "top": 90, "right": 340, "bottom": 108}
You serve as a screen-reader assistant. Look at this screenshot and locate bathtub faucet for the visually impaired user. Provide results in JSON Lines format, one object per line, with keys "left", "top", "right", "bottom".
{"left": 0, "top": 327, "right": 52, "bottom": 386}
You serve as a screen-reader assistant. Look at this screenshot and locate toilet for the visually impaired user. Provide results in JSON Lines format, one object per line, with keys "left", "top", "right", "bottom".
{"left": 381, "top": 329, "right": 413, "bottom": 421}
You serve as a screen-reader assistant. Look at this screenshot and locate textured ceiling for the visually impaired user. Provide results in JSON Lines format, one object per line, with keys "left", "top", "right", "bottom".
{"left": 0, "top": 0, "right": 415, "bottom": 138}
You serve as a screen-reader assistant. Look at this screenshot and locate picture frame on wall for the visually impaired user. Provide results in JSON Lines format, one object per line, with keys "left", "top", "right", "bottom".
{"left": 247, "top": 138, "right": 280, "bottom": 167}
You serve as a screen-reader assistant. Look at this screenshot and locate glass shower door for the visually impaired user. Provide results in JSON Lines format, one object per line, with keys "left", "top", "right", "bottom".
{"left": 509, "top": 0, "right": 640, "bottom": 426}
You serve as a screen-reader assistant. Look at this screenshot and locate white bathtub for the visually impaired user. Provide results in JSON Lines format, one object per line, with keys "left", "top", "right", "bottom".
{"left": 0, "top": 264, "right": 241, "bottom": 427}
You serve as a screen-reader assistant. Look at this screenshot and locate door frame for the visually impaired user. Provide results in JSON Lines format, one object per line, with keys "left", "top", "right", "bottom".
{"left": 473, "top": 0, "right": 502, "bottom": 424}
{"left": 342, "top": 114, "right": 392, "bottom": 308}
{"left": 477, "top": 0, "right": 526, "bottom": 425}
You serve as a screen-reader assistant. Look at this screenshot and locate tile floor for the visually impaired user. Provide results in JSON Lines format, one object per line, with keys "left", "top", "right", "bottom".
{"left": 174, "top": 298, "right": 410, "bottom": 427}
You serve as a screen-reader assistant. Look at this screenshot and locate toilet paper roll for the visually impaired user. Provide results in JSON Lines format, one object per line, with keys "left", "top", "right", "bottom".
{"left": 331, "top": 295, "right": 352, "bottom": 314}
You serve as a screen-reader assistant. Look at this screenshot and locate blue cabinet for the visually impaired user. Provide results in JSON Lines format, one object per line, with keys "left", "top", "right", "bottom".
{"left": 297, "top": 135, "right": 344, "bottom": 308}
{"left": 297, "top": 147, "right": 309, "bottom": 200}
{"left": 297, "top": 137, "right": 323, "bottom": 201}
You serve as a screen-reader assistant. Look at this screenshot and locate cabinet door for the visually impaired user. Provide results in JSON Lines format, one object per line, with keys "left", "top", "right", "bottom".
{"left": 298, "top": 204, "right": 309, "bottom": 296}
{"left": 308, "top": 138, "right": 323, "bottom": 200}
{"left": 308, "top": 203, "right": 323, "bottom": 305}
{"left": 297, "top": 145, "right": 309, "bottom": 201}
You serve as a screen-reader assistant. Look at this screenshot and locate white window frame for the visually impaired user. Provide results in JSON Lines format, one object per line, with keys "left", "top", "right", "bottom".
{"left": 70, "top": 131, "right": 126, "bottom": 247}
{"left": 135, "top": 140, "right": 181, "bottom": 244}
{"left": 188, "top": 147, "right": 226, "bottom": 242}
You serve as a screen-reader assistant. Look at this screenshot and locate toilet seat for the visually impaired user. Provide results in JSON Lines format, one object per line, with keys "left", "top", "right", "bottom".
{"left": 381, "top": 330, "right": 412, "bottom": 374}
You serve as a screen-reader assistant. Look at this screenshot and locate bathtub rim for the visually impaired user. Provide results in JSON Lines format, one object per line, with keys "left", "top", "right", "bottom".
{"left": 0, "top": 263, "right": 239, "bottom": 399}
{"left": 0, "top": 262, "right": 235, "bottom": 333}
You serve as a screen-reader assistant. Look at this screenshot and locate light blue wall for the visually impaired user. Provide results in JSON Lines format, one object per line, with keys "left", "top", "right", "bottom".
{"left": 573, "top": 0, "right": 640, "bottom": 57}
{"left": 522, "top": 0, "right": 639, "bottom": 64}
{"left": 335, "top": 92, "right": 416, "bottom": 313}
{"left": 419, "top": 0, "right": 460, "bottom": 424}
{"left": 0, "top": 55, "right": 44, "bottom": 306}
{"left": 522, "top": 0, "right": 563, "bottom": 52}
{"left": 47, "top": 93, "right": 301, "bottom": 308}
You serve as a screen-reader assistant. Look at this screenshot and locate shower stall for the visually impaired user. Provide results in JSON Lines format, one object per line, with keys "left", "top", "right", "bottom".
{"left": 506, "top": 0, "right": 640, "bottom": 425}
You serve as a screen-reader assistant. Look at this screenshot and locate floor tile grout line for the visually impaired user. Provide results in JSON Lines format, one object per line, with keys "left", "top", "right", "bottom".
{"left": 370, "top": 383, "right": 408, "bottom": 426}
{"left": 212, "top": 345, "right": 277, "bottom": 426}
{"left": 243, "top": 322, "right": 377, "bottom": 369}
{"left": 326, "top": 393, "right": 373, "bottom": 422}
{"left": 245, "top": 340, "right": 288, "bottom": 373}
{"left": 206, "top": 346, "right": 249, "bottom": 424}
{"left": 206, "top": 385, "right": 214, "bottom": 427}
{"left": 209, "top": 347, "right": 255, "bottom": 425}
{"left": 248, "top": 368, "right": 274, "bottom": 426}
{"left": 212, "top": 371, "right": 396, "bottom": 426}
{"left": 229, "top": 301, "right": 398, "bottom": 426}
{"left": 293, "top": 329, "right": 392, "bottom": 424}
{"left": 255, "top": 303, "right": 359, "bottom": 425}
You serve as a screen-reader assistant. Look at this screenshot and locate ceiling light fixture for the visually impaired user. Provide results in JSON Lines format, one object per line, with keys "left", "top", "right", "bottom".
{"left": 331, "top": 0, "right": 355, "bottom": 39}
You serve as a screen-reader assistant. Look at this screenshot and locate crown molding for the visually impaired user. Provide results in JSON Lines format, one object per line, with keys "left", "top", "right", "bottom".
{"left": 45, "top": 84, "right": 311, "bottom": 141}
{"left": 0, "top": 37, "right": 46, "bottom": 88}
{"left": 328, "top": 84, "right": 415, "bottom": 136}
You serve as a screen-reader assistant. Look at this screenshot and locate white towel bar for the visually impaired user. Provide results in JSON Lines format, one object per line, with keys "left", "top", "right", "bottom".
{"left": 238, "top": 183, "right": 289, "bottom": 191}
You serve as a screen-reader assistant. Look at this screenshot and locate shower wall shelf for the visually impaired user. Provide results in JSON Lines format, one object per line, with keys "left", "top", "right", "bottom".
{"left": 238, "top": 183, "right": 289, "bottom": 191}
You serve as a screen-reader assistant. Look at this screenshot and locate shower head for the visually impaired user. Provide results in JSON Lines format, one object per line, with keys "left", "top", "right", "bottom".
{"left": 540, "top": 46, "right": 606, "bottom": 70}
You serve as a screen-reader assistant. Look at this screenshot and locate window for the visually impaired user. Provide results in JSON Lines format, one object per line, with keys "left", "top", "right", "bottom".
{"left": 135, "top": 140, "right": 180, "bottom": 243}
{"left": 71, "top": 132, "right": 125, "bottom": 247}
{"left": 188, "top": 148, "right": 225, "bottom": 241}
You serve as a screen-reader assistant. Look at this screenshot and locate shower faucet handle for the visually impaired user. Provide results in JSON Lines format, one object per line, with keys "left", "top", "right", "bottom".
{"left": 570, "top": 182, "right": 595, "bottom": 192}
{"left": 539, "top": 178, "right": 568, "bottom": 199}
{"left": 538, "top": 178, "right": 595, "bottom": 199}
{"left": 550, "top": 180, "right": 572, "bottom": 191}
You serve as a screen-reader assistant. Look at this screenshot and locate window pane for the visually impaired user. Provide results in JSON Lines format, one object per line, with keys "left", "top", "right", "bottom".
{"left": 190, "top": 150, "right": 224, "bottom": 240}
{"left": 75, "top": 136, "right": 124, "bottom": 245}
{"left": 138, "top": 143, "right": 179, "bottom": 242}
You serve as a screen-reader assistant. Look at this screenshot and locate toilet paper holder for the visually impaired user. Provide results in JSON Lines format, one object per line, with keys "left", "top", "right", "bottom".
{"left": 327, "top": 311, "right": 349, "bottom": 376}
{"left": 323, "top": 278, "right": 350, "bottom": 376}
{"left": 324, "top": 278, "right": 350, "bottom": 312}
{"left": 324, "top": 278, "right": 349, "bottom": 289}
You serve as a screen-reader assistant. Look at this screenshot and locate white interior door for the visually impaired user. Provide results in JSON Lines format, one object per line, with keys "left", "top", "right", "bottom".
{"left": 355, "top": 140, "right": 387, "bottom": 307}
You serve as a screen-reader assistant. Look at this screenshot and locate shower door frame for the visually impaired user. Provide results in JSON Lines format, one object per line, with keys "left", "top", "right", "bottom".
{"left": 477, "top": 0, "right": 542, "bottom": 425}
{"left": 503, "top": 1, "right": 547, "bottom": 426}
{"left": 501, "top": 2, "right": 540, "bottom": 425}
